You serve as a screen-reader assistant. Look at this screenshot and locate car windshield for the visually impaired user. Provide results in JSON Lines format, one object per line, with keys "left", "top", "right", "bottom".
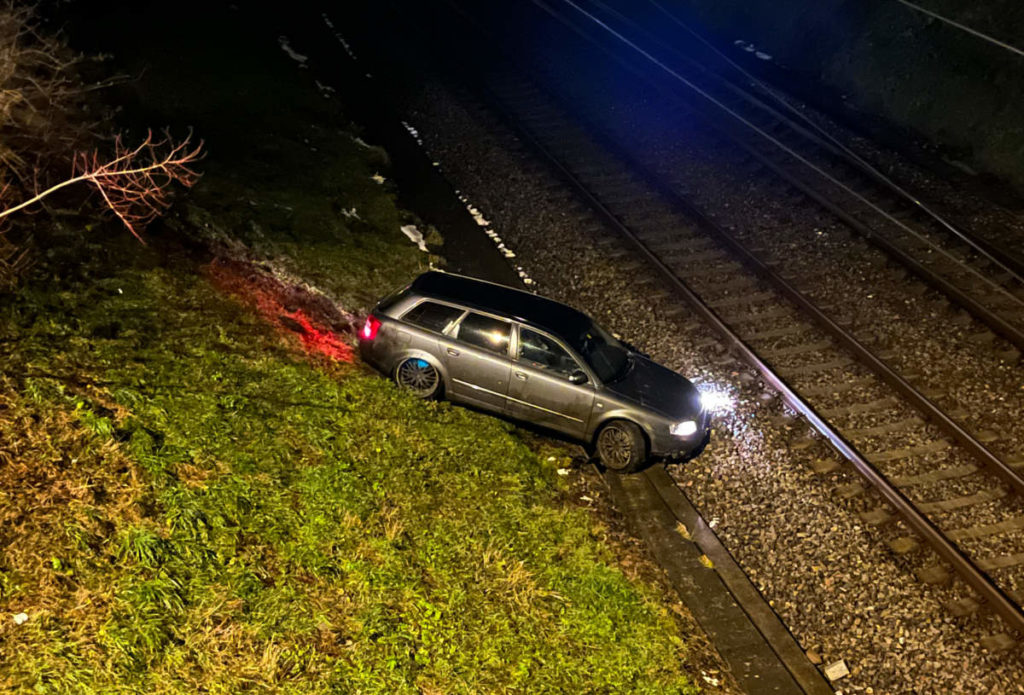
{"left": 573, "top": 322, "right": 630, "bottom": 383}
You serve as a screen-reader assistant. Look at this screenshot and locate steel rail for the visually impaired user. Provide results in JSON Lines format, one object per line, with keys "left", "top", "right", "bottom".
{"left": 476, "top": 75, "right": 1024, "bottom": 635}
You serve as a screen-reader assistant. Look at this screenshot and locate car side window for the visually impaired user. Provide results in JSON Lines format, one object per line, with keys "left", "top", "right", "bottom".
{"left": 401, "top": 301, "right": 465, "bottom": 334}
{"left": 455, "top": 313, "right": 511, "bottom": 356}
{"left": 517, "top": 327, "right": 580, "bottom": 377}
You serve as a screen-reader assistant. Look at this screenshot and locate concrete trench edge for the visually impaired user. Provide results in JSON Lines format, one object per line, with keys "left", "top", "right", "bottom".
{"left": 604, "top": 465, "right": 835, "bottom": 695}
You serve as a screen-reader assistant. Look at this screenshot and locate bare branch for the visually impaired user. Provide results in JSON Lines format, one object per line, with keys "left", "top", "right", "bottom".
{"left": 0, "top": 129, "right": 205, "bottom": 241}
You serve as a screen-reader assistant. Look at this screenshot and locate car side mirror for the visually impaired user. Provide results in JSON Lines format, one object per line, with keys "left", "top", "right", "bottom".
{"left": 568, "top": 370, "right": 588, "bottom": 385}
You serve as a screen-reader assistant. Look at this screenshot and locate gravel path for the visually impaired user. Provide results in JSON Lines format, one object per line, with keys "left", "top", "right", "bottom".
{"left": 399, "top": 78, "right": 1024, "bottom": 694}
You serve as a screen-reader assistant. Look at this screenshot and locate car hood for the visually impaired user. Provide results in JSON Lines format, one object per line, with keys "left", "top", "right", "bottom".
{"left": 603, "top": 355, "right": 703, "bottom": 420}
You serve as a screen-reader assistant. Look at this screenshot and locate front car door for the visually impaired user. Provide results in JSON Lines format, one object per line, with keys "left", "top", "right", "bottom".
{"left": 506, "top": 325, "right": 595, "bottom": 437}
{"left": 438, "top": 311, "right": 513, "bottom": 412}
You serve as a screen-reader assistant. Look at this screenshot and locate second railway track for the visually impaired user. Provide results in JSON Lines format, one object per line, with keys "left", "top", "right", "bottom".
{"left": 379, "top": 0, "right": 1024, "bottom": 644}
{"left": 521, "top": 0, "right": 1024, "bottom": 353}
{"left": 478, "top": 68, "right": 1024, "bottom": 642}
{"left": 314, "top": 0, "right": 1024, "bottom": 682}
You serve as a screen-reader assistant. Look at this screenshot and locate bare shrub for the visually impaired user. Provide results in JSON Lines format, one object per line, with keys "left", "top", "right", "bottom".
{"left": 0, "top": 2, "right": 125, "bottom": 288}
{"left": 0, "top": 129, "right": 204, "bottom": 240}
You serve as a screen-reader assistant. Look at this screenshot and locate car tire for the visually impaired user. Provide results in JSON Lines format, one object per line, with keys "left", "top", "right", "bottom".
{"left": 394, "top": 357, "right": 443, "bottom": 399}
{"left": 596, "top": 420, "right": 647, "bottom": 473}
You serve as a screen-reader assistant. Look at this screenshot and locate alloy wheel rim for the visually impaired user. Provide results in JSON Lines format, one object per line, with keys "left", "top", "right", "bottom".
{"left": 599, "top": 427, "right": 632, "bottom": 468}
{"left": 398, "top": 359, "right": 438, "bottom": 396}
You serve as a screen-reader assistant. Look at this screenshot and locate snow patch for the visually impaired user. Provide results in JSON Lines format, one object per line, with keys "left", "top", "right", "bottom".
{"left": 401, "top": 121, "right": 424, "bottom": 146}
{"left": 401, "top": 224, "right": 429, "bottom": 252}
{"left": 314, "top": 80, "right": 336, "bottom": 98}
{"left": 322, "top": 13, "right": 358, "bottom": 61}
{"left": 455, "top": 192, "right": 535, "bottom": 286}
{"left": 735, "top": 39, "right": 772, "bottom": 61}
{"left": 391, "top": 116, "right": 537, "bottom": 287}
{"left": 277, "top": 36, "right": 308, "bottom": 68}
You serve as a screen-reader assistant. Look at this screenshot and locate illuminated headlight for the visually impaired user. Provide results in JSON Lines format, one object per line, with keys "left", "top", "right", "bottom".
{"left": 671, "top": 420, "right": 698, "bottom": 437}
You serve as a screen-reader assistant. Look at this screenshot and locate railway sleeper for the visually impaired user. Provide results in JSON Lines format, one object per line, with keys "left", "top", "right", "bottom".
{"left": 741, "top": 324, "right": 812, "bottom": 343}
{"left": 979, "top": 633, "right": 1017, "bottom": 652}
{"left": 708, "top": 290, "right": 778, "bottom": 308}
{"left": 778, "top": 357, "right": 854, "bottom": 376}
{"left": 890, "top": 465, "right": 977, "bottom": 487}
{"left": 977, "top": 552, "right": 1024, "bottom": 571}
{"left": 641, "top": 234, "right": 716, "bottom": 254}
{"left": 866, "top": 439, "right": 951, "bottom": 463}
{"left": 818, "top": 397, "right": 901, "bottom": 418}
{"left": 810, "top": 458, "right": 840, "bottom": 475}
{"left": 916, "top": 488, "right": 1008, "bottom": 514}
{"left": 844, "top": 418, "right": 926, "bottom": 439}
{"left": 859, "top": 508, "right": 894, "bottom": 526}
{"left": 659, "top": 247, "right": 725, "bottom": 264}
{"left": 834, "top": 481, "right": 867, "bottom": 499}
{"left": 761, "top": 340, "right": 835, "bottom": 359}
{"left": 799, "top": 375, "right": 877, "bottom": 397}
{"left": 888, "top": 536, "right": 919, "bottom": 555}
{"left": 943, "top": 597, "right": 980, "bottom": 617}
{"left": 915, "top": 564, "right": 951, "bottom": 585}
{"left": 947, "top": 516, "right": 1024, "bottom": 542}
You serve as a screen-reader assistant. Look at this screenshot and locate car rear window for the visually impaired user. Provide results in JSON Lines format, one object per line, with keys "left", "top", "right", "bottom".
{"left": 401, "top": 301, "right": 464, "bottom": 333}
{"left": 456, "top": 313, "right": 511, "bottom": 356}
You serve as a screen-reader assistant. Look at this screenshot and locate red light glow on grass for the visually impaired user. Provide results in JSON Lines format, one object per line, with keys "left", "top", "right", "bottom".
{"left": 206, "top": 258, "right": 354, "bottom": 364}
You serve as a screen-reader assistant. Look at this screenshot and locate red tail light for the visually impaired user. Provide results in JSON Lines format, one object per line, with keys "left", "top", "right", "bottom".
{"left": 362, "top": 315, "right": 381, "bottom": 340}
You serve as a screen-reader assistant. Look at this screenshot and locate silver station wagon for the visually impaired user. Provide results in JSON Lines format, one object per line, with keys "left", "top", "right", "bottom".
{"left": 359, "top": 271, "right": 710, "bottom": 472}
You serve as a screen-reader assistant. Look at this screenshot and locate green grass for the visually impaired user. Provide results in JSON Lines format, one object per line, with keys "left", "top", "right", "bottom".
{"left": 0, "top": 7, "right": 707, "bottom": 691}
{"left": 0, "top": 260, "right": 700, "bottom": 693}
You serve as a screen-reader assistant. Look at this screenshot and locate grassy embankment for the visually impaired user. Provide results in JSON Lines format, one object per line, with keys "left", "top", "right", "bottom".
{"left": 0, "top": 9, "right": 709, "bottom": 692}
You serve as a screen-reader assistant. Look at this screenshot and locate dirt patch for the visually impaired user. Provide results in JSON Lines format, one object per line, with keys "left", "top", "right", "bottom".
{"left": 205, "top": 257, "right": 358, "bottom": 365}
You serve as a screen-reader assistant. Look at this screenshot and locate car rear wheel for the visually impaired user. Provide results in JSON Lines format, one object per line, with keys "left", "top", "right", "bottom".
{"left": 394, "top": 357, "right": 442, "bottom": 399}
{"left": 596, "top": 420, "right": 646, "bottom": 473}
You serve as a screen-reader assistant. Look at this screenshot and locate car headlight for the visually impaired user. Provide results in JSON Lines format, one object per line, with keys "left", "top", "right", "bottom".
{"left": 671, "top": 420, "right": 698, "bottom": 437}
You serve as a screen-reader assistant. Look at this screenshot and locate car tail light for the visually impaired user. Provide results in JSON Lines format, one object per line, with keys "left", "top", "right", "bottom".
{"left": 362, "top": 315, "right": 381, "bottom": 340}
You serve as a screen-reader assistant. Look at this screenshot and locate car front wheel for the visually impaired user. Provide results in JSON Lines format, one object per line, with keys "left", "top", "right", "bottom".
{"left": 596, "top": 420, "right": 647, "bottom": 473}
{"left": 394, "top": 357, "right": 442, "bottom": 399}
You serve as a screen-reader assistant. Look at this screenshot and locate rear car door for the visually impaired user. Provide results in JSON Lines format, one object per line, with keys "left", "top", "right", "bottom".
{"left": 438, "top": 311, "right": 513, "bottom": 412}
{"left": 507, "top": 325, "right": 595, "bottom": 437}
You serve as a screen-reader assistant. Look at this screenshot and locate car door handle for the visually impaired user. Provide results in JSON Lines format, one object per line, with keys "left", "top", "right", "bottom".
{"left": 447, "top": 347, "right": 460, "bottom": 356}
{"left": 514, "top": 371, "right": 528, "bottom": 380}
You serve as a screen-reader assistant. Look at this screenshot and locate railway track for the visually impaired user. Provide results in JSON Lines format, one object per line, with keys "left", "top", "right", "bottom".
{"left": 365, "top": 0, "right": 1024, "bottom": 645}
{"left": 300, "top": 6, "right": 1024, "bottom": 677}
{"left": 476, "top": 68, "right": 1024, "bottom": 643}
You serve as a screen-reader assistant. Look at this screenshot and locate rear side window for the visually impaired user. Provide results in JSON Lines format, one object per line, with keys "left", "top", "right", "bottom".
{"left": 456, "top": 313, "right": 511, "bottom": 356}
{"left": 401, "top": 301, "right": 464, "bottom": 333}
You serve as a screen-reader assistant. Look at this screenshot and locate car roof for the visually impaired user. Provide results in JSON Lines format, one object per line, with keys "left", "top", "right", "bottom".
{"left": 410, "top": 271, "right": 592, "bottom": 340}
